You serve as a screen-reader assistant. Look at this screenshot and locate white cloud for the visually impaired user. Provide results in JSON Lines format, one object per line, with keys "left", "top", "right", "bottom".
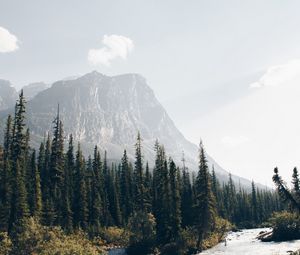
{"left": 221, "top": 136, "right": 250, "bottom": 148}
{"left": 249, "top": 59, "right": 300, "bottom": 88}
{"left": 88, "top": 35, "right": 134, "bottom": 66}
{"left": 0, "top": 26, "right": 19, "bottom": 53}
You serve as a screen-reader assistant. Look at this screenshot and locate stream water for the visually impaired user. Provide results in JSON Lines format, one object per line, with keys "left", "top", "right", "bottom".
{"left": 108, "top": 228, "right": 300, "bottom": 255}
{"left": 199, "top": 228, "right": 300, "bottom": 255}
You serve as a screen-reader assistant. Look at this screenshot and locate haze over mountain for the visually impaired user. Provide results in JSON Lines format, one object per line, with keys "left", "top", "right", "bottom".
{"left": 0, "top": 79, "right": 18, "bottom": 111}
{"left": 0, "top": 71, "right": 263, "bottom": 189}
{"left": 22, "top": 82, "right": 49, "bottom": 100}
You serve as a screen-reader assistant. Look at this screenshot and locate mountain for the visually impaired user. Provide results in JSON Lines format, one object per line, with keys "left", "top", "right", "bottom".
{"left": 22, "top": 82, "right": 49, "bottom": 100}
{"left": 0, "top": 79, "right": 18, "bottom": 111}
{"left": 0, "top": 71, "right": 263, "bottom": 189}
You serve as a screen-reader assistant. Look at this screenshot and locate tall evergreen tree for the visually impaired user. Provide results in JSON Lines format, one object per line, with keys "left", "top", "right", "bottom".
{"left": 169, "top": 159, "right": 182, "bottom": 241}
{"left": 90, "top": 147, "right": 102, "bottom": 232}
{"left": 194, "top": 141, "right": 217, "bottom": 250}
{"left": 292, "top": 167, "right": 300, "bottom": 199}
{"left": 74, "top": 143, "right": 88, "bottom": 229}
{"left": 120, "top": 150, "right": 133, "bottom": 221}
{"left": 28, "top": 150, "right": 42, "bottom": 217}
{"left": 133, "top": 132, "right": 146, "bottom": 212}
{"left": 181, "top": 156, "right": 193, "bottom": 227}
{"left": 9, "top": 161, "right": 30, "bottom": 229}
{"left": 251, "top": 181, "right": 258, "bottom": 223}
{"left": 102, "top": 151, "right": 113, "bottom": 226}
{"left": 11, "top": 91, "right": 27, "bottom": 164}
{"left": 49, "top": 106, "right": 65, "bottom": 224}
{"left": 0, "top": 115, "right": 13, "bottom": 230}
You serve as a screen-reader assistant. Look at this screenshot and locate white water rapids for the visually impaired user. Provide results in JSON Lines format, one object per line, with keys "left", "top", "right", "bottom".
{"left": 199, "top": 228, "right": 300, "bottom": 255}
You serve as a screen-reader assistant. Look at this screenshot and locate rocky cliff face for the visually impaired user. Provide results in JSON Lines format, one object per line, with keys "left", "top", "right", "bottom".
{"left": 0, "top": 71, "right": 260, "bottom": 189}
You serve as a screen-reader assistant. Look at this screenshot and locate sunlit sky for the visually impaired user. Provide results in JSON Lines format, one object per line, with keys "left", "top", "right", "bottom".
{"left": 1, "top": 0, "right": 300, "bottom": 185}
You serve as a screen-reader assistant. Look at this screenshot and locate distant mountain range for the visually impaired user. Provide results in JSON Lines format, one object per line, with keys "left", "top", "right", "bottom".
{"left": 0, "top": 71, "right": 266, "bottom": 190}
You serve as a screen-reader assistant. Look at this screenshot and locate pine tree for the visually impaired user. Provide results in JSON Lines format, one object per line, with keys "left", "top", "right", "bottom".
{"left": 109, "top": 165, "right": 122, "bottom": 226}
{"left": 74, "top": 143, "right": 88, "bottom": 229}
{"left": 169, "top": 159, "right": 181, "bottom": 241}
{"left": 120, "top": 150, "right": 133, "bottom": 222}
{"left": 41, "top": 135, "right": 56, "bottom": 225}
{"left": 251, "top": 181, "right": 258, "bottom": 223}
{"left": 8, "top": 91, "right": 30, "bottom": 230}
{"left": 292, "top": 167, "right": 300, "bottom": 199}
{"left": 11, "top": 91, "right": 27, "bottom": 164}
{"left": 133, "top": 132, "right": 146, "bottom": 212}
{"left": 194, "top": 141, "right": 217, "bottom": 250}
{"left": 0, "top": 116, "right": 13, "bottom": 230}
{"left": 49, "top": 106, "right": 65, "bottom": 224}
{"left": 102, "top": 151, "right": 113, "bottom": 226}
{"left": 273, "top": 167, "right": 300, "bottom": 211}
{"left": 58, "top": 134, "right": 75, "bottom": 231}
{"left": 28, "top": 150, "right": 42, "bottom": 217}
{"left": 181, "top": 156, "right": 193, "bottom": 227}
{"left": 153, "top": 143, "right": 171, "bottom": 244}
{"left": 66, "top": 134, "right": 75, "bottom": 208}
{"left": 89, "top": 148, "right": 102, "bottom": 232}
{"left": 9, "top": 161, "right": 30, "bottom": 228}
{"left": 144, "top": 162, "right": 152, "bottom": 212}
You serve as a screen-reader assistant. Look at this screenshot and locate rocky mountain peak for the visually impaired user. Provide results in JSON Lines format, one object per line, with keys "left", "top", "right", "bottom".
{"left": 0, "top": 72, "right": 264, "bottom": 190}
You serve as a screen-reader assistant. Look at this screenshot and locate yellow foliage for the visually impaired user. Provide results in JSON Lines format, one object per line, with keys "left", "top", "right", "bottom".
{"left": 9, "top": 217, "right": 106, "bottom": 255}
{"left": 99, "top": 226, "right": 129, "bottom": 246}
{"left": 0, "top": 232, "right": 12, "bottom": 255}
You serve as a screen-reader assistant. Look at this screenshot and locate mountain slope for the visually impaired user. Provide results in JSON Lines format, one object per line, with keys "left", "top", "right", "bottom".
{"left": 22, "top": 82, "right": 49, "bottom": 100}
{"left": 0, "top": 71, "right": 262, "bottom": 189}
{"left": 0, "top": 79, "right": 18, "bottom": 111}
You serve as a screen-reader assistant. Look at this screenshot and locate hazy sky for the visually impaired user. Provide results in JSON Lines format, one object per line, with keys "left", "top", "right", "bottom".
{"left": 1, "top": 0, "right": 300, "bottom": 185}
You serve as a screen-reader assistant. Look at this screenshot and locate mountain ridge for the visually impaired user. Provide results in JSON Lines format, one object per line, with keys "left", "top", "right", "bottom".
{"left": 0, "top": 71, "right": 267, "bottom": 190}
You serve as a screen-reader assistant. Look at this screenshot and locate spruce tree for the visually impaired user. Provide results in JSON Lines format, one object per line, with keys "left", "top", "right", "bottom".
{"left": 292, "top": 167, "right": 300, "bottom": 199}
{"left": 194, "top": 141, "right": 216, "bottom": 250}
{"left": 102, "top": 151, "right": 113, "bottom": 226}
{"left": 169, "top": 159, "right": 182, "bottom": 241}
{"left": 9, "top": 161, "right": 30, "bottom": 228}
{"left": 9, "top": 91, "right": 30, "bottom": 229}
{"left": 11, "top": 91, "right": 27, "bottom": 164}
{"left": 41, "top": 135, "right": 56, "bottom": 225}
{"left": 133, "top": 132, "right": 146, "bottom": 212}
{"left": 28, "top": 150, "right": 42, "bottom": 217}
{"left": 251, "top": 181, "right": 258, "bottom": 223}
{"left": 153, "top": 143, "right": 171, "bottom": 244}
{"left": 144, "top": 162, "right": 152, "bottom": 212}
{"left": 74, "top": 143, "right": 88, "bottom": 229}
{"left": 49, "top": 107, "right": 65, "bottom": 224}
{"left": 66, "top": 134, "right": 75, "bottom": 207}
{"left": 109, "top": 165, "right": 122, "bottom": 226}
{"left": 90, "top": 148, "right": 102, "bottom": 232}
{"left": 120, "top": 150, "right": 133, "bottom": 221}
{"left": 273, "top": 167, "right": 300, "bottom": 211}
{"left": 0, "top": 116, "right": 13, "bottom": 230}
{"left": 181, "top": 159, "right": 193, "bottom": 227}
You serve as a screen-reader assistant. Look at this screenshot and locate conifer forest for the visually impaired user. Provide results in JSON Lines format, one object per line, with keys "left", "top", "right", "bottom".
{"left": 0, "top": 92, "right": 283, "bottom": 255}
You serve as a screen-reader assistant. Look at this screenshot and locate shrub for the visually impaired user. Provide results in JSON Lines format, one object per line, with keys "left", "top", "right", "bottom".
{"left": 269, "top": 211, "right": 300, "bottom": 241}
{"left": 9, "top": 217, "right": 105, "bottom": 255}
{"left": 127, "top": 211, "right": 156, "bottom": 255}
{"left": 99, "top": 226, "right": 129, "bottom": 247}
{"left": 0, "top": 232, "right": 12, "bottom": 255}
{"left": 179, "top": 217, "right": 232, "bottom": 254}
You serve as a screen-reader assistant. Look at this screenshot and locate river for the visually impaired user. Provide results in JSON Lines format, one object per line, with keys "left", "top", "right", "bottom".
{"left": 199, "top": 228, "right": 300, "bottom": 255}
{"left": 108, "top": 228, "right": 300, "bottom": 255}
